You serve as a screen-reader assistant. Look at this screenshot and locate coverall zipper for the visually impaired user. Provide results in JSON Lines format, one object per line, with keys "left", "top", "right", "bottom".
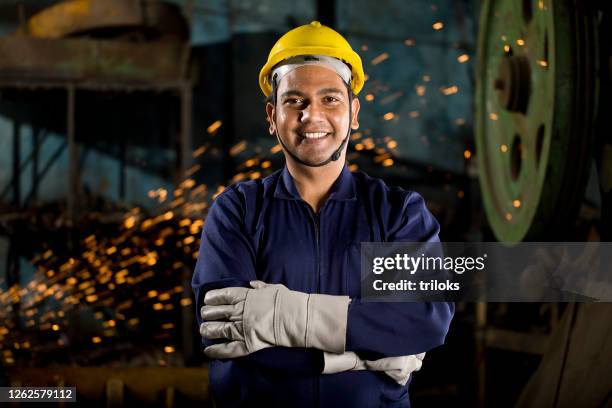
{"left": 302, "top": 203, "right": 322, "bottom": 408}
{"left": 312, "top": 209, "right": 321, "bottom": 408}
{"left": 314, "top": 213, "right": 320, "bottom": 293}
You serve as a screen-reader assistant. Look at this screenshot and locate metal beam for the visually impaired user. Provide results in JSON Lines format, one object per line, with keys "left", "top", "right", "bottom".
{"left": 67, "top": 84, "right": 77, "bottom": 225}
{"left": 23, "top": 141, "right": 67, "bottom": 205}
{"left": 28, "top": 127, "right": 49, "bottom": 206}
{"left": 0, "top": 37, "right": 188, "bottom": 85}
{"left": 0, "top": 128, "right": 48, "bottom": 202}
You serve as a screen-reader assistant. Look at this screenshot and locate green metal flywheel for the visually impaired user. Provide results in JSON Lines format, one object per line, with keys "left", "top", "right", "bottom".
{"left": 475, "top": 1, "right": 599, "bottom": 242}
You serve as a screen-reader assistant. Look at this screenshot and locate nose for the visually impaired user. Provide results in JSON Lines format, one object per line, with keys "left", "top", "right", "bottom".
{"left": 299, "top": 101, "right": 324, "bottom": 123}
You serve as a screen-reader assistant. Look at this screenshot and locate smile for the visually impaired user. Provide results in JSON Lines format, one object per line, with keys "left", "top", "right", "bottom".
{"left": 298, "top": 132, "right": 331, "bottom": 140}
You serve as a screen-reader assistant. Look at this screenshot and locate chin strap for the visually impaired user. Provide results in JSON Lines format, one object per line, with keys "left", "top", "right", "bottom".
{"left": 274, "top": 98, "right": 352, "bottom": 168}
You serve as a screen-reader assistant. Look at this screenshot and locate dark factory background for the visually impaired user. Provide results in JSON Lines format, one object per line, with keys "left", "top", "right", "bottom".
{"left": 0, "top": 1, "right": 610, "bottom": 407}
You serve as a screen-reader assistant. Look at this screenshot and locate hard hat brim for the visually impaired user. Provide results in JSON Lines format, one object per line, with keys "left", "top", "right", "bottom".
{"left": 259, "top": 46, "right": 365, "bottom": 97}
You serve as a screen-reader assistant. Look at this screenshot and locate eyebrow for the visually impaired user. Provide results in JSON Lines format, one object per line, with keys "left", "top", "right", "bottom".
{"left": 280, "top": 88, "right": 345, "bottom": 99}
{"left": 280, "top": 90, "right": 304, "bottom": 98}
{"left": 317, "top": 87, "right": 344, "bottom": 96}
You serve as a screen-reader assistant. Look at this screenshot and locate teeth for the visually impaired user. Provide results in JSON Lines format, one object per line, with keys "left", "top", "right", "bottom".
{"left": 301, "top": 132, "right": 328, "bottom": 139}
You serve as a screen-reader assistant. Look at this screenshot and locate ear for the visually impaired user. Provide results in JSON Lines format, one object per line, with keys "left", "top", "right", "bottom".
{"left": 350, "top": 97, "right": 360, "bottom": 130}
{"left": 266, "top": 102, "right": 276, "bottom": 135}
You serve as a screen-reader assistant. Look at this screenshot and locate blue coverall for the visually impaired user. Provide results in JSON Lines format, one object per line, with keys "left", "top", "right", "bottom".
{"left": 192, "top": 164, "right": 454, "bottom": 407}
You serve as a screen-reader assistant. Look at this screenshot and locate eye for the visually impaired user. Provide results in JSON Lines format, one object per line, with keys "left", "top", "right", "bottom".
{"left": 284, "top": 98, "right": 304, "bottom": 106}
{"left": 324, "top": 96, "right": 340, "bottom": 104}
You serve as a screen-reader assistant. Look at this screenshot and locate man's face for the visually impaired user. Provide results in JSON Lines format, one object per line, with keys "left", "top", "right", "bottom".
{"left": 266, "top": 65, "right": 360, "bottom": 166}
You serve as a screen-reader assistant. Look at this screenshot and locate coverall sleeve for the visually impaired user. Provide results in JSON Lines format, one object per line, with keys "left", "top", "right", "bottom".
{"left": 191, "top": 188, "right": 323, "bottom": 375}
{"left": 345, "top": 191, "right": 455, "bottom": 359}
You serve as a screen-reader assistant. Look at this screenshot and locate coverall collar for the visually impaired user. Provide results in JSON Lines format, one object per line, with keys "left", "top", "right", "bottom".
{"left": 274, "top": 163, "right": 357, "bottom": 202}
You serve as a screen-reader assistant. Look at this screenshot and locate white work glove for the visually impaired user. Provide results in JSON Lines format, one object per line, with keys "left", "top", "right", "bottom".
{"left": 200, "top": 281, "right": 351, "bottom": 359}
{"left": 322, "top": 351, "right": 426, "bottom": 386}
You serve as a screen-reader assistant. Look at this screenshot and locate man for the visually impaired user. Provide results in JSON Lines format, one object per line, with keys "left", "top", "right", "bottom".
{"left": 192, "top": 21, "right": 454, "bottom": 407}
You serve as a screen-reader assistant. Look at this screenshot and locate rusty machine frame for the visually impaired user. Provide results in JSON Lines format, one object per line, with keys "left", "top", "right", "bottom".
{"left": 0, "top": 0, "right": 193, "bottom": 223}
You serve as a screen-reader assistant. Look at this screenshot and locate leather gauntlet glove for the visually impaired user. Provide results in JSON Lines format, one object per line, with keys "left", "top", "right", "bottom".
{"left": 322, "top": 352, "right": 426, "bottom": 386}
{"left": 200, "top": 281, "right": 351, "bottom": 359}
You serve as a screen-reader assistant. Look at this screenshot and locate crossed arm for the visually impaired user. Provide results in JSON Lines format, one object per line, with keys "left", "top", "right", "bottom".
{"left": 192, "top": 190, "right": 454, "bottom": 381}
{"left": 199, "top": 279, "right": 431, "bottom": 384}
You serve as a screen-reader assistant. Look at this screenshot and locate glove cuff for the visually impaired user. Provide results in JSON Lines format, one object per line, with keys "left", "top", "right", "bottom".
{"left": 322, "top": 351, "right": 359, "bottom": 374}
{"left": 274, "top": 288, "right": 310, "bottom": 347}
{"left": 243, "top": 287, "right": 278, "bottom": 351}
{"left": 306, "top": 294, "right": 351, "bottom": 353}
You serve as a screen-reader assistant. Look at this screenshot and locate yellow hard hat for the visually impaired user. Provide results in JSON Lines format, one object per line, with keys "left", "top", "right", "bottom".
{"left": 259, "top": 21, "right": 365, "bottom": 97}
